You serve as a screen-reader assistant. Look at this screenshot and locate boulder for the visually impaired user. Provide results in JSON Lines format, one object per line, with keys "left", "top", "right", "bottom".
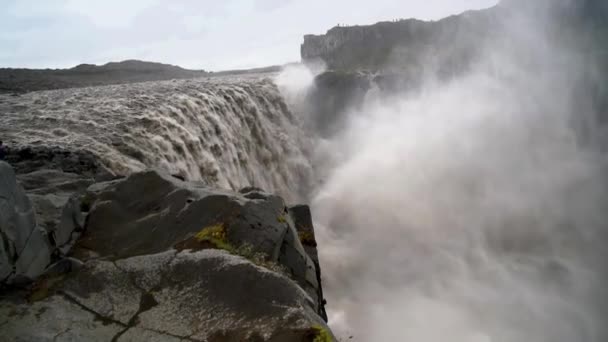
{"left": 0, "top": 161, "right": 52, "bottom": 284}
{"left": 76, "top": 171, "right": 326, "bottom": 314}
{"left": 16, "top": 169, "right": 93, "bottom": 254}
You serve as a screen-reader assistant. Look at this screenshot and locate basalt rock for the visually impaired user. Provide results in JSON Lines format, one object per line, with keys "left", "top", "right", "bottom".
{"left": 1, "top": 169, "right": 333, "bottom": 341}
{"left": 0, "top": 161, "right": 52, "bottom": 284}
{"left": 301, "top": 7, "right": 498, "bottom": 74}
{"left": 16, "top": 169, "right": 93, "bottom": 254}
{"left": 305, "top": 71, "right": 371, "bottom": 138}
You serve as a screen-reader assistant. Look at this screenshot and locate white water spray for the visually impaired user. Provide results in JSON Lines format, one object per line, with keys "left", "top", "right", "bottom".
{"left": 307, "top": 4, "right": 608, "bottom": 341}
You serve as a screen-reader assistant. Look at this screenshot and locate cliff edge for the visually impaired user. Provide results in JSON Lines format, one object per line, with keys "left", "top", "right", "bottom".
{"left": 0, "top": 161, "right": 333, "bottom": 341}
{"left": 301, "top": 6, "right": 498, "bottom": 74}
{"left": 300, "top": 0, "right": 608, "bottom": 74}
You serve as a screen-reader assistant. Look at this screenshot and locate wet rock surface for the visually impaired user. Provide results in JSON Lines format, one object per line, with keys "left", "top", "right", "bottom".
{"left": 0, "top": 165, "right": 332, "bottom": 341}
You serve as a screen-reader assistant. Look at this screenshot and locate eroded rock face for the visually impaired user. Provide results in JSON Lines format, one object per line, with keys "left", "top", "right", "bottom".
{"left": 0, "top": 161, "right": 51, "bottom": 284}
{"left": 16, "top": 169, "right": 93, "bottom": 253}
{"left": 301, "top": 6, "right": 499, "bottom": 73}
{"left": 0, "top": 162, "right": 92, "bottom": 286}
{"left": 1, "top": 169, "right": 333, "bottom": 341}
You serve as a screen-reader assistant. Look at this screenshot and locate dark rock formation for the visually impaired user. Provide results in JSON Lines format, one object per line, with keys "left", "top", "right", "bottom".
{"left": 301, "top": 7, "right": 498, "bottom": 74}
{"left": 0, "top": 162, "right": 89, "bottom": 285}
{"left": 1, "top": 165, "right": 333, "bottom": 341}
{"left": 304, "top": 71, "right": 371, "bottom": 138}
{"left": 16, "top": 169, "right": 92, "bottom": 254}
{"left": 304, "top": 70, "right": 426, "bottom": 138}
{"left": 301, "top": 0, "right": 608, "bottom": 138}
{"left": 301, "top": 0, "right": 608, "bottom": 75}
{"left": 0, "top": 162, "right": 51, "bottom": 283}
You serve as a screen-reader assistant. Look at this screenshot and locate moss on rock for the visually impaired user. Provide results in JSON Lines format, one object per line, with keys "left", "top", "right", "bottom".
{"left": 298, "top": 231, "right": 317, "bottom": 247}
{"left": 194, "top": 224, "right": 235, "bottom": 253}
{"left": 311, "top": 325, "right": 333, "bottom": 342}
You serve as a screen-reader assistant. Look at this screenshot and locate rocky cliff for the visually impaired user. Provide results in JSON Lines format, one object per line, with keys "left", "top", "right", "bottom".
{"left": 0, "top": 161, "right": 333, "bottom": 341}
{"left": 301, "top": 7, "right": 498, "bottom": 74}
{"left": 301, "top": 0, "right": 608, "bottom": 74}
{"left": 301, "top": 0, "right": 608, "bottom": 136}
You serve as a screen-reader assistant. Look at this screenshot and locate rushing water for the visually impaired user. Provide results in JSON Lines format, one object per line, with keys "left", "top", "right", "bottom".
{"left": 0, "top": 75, "right": 313, "bottom": 203}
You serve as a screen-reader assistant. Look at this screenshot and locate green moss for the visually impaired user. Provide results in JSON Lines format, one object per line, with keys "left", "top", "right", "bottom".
{"left": 298, "top": 231, "right": 317, "bottom": 247}
{"left": 311, "top": 325, "right": 333, "bottom": 342}
{"left": 194, "top": 225, "right": 288, "bottom": 275}
{"left": 234, "top": 244, "right": 287, "bottom": 275}
{"left": 195, "top": 224, "right": 236, "bottom": 253}
{"left": 277, "top": 215, "right": 287, "bottom": 223}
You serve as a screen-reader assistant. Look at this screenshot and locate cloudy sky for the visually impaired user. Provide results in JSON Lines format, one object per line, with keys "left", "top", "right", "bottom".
{"left": 1, "top": 0, "right": 498, "bottom": 71}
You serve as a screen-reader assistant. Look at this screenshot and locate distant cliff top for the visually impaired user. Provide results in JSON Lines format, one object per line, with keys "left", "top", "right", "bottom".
{"left": 301, "top": 5, "right": 499, "bottom": 73}
{"left": 0, "top": 60, "right": 208, "bottom": 94}
{"left": 69, "top": 60, "right": 194, "bottom": 73}
{"left": 301, "top": 0, "right": 607, "bottom": 73}
{"left": 0, "top": 60, "right": 287, "bottom": 94}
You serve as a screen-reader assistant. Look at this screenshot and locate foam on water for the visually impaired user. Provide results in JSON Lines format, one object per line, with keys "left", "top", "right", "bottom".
{"left": 0, "top": 75, "right": 313, "bottom": 202}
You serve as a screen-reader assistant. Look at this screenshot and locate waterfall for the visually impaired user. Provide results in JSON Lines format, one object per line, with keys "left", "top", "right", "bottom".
{"left": 1, "top": 5, "right": 607, "bottom": 338}
{"left": 0, "top": 75, "right": 313, "bottom": 202}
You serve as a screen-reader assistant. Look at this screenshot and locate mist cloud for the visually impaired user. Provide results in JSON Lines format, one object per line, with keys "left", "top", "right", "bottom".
{"left": 303, "top": 2, "right": 608, "bottom": 341}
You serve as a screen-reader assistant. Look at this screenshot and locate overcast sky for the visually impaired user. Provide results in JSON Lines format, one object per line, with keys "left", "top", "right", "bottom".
{"left": 1, "top": 0, "right": 498, "bottom": 71}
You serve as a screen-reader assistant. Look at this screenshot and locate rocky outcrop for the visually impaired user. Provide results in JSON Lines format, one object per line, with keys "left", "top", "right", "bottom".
{"left": 16, "top": 169, "right": 93, "bottom": 254}
{"left": 303, "top": 70, "right": 424, "bottom": 138}
{"left": 303, "top": 71, "right": 371, "bottom": 138}
{"left": 0, "top": 162, "right": 52, "bottom": 283}
{"left": 1, "top": 166, "right": 333, "bottom": 341}
{"left": 0, "top": 161, "right": 88, "bottom": 285}
{"left": 301, "top": 7, "right": 498, "bottom": 73}
{"left": 301, "top": 0, "right": 608, "bottom": 74}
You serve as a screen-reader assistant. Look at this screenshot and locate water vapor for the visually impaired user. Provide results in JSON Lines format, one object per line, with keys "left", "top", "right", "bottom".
{"left": 308, "top": 2, "right": 608, "bottom": 341}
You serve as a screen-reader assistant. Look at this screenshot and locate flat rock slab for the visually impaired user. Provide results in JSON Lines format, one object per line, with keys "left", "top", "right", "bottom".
{"left": 0, "top": 295, "right": 124, "bottom": 342}
{"left": 1, "top": 249, "right": 332, "bottom": 342}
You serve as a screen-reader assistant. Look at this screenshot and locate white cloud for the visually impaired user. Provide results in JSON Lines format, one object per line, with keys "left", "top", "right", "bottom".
{"left": 62, "top": 0, "right": 159, "bottom": 28}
